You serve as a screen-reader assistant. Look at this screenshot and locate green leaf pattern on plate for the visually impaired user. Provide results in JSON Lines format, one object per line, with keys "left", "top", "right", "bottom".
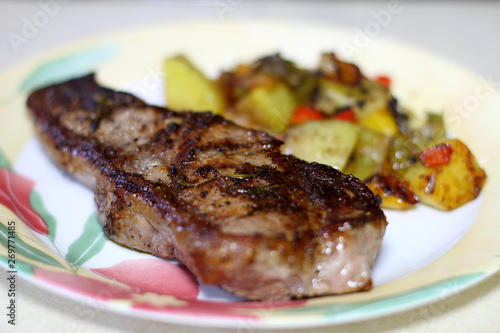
{"left": 0, "top": 256, "right": 35, "bottom": 277}
{"left": 65, "top": 213, "right": 107, "bottom": 267}
{"left": 1, "top": 147, "right": 107, "bottom": 273}
{"left": 0, "top": 149, "right": 12, "bottom": 170}
{"left": 19, "top": 43, "right": 118, "bottom": 93}
{"left": 0, "top": 223, "right": 64, "bottom": 268}
{"left": 29, "top": 190, "right": 57, "bottom": 243}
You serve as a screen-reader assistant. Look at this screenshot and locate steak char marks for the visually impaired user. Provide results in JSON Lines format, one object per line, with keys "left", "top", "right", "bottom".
{"left": 27, "top": 74, "right": 387, "bottom": 300}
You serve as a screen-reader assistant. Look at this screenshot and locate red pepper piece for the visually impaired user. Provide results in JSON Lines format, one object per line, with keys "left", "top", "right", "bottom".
{"left": 419, "top": 143, "right": 453, "bottom": 167}
{"left": 290, "top": 105, "right": 325, "bottom": 125}
{"left": 332, "top": 108, "right": 357, "bottom": 123}
{"left": 375, "top": 75, "right": 391, "bottom": 88}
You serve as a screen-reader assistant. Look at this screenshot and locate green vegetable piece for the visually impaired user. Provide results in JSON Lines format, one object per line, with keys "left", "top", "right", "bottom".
{"left": 283, "top": 119, "right": 360, "bottom": 170}
{"left": 345, "top": 128, "right": 389, "bottom": 180}
{"left": 421, "top": 113, "right": 446, "bottom": 142}
{"left": 29, "top": 190, "right": 57, "bottom": 243}
{"left": 315, "top": 78, "right": 367, "bottom": 114}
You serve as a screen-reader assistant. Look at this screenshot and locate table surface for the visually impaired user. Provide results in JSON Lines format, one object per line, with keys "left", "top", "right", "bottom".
{"left": 1, "top": 1, "right": 500, "bottom": 332}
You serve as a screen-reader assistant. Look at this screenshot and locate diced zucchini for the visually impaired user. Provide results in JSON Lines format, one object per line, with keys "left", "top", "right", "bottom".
{"left": 293, "top": 74, "right": 317, "bottom": 105}
{"left": 314, "top": 78, "right": 363, "bottom": 114}
{"left": 388, "top": 131, "right": 423, "bottom": 173}
{"left": 235, "top": 82, "right": 297, "bottom": 134}
{"left": 420, "top": 113, "right": 446, "bottom": 142}
{"left": 282, "top": 119, "right": 360, "bottom": 170}
{"left": 164, "top": 55, "right": 225, "bottom": 114}
{"left": 344, "top": 127, "right": 389, "bottom": 180}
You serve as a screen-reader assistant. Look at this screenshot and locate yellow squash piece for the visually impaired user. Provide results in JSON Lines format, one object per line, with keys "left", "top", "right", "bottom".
{"left": 164, "top": 55, "right": 225, "bottom": 114}
{"left": 358, "top": 107, "right": 398, "bottom": 137}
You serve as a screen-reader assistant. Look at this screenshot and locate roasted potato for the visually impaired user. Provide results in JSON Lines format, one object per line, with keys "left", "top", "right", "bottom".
{"left": 365, "top": 171, "right": 418, "bottom": 210}
{"left": 164, "top": 55, "right": 225, "bottom": 114}
{"left": 400, "top": 139, "right": 486, "bottom": 211}
{"left": 235, "top": 82, "right": 297, "bottom": 134}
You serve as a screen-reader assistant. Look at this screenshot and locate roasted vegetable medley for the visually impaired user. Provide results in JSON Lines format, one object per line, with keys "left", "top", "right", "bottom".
{"left": 163, "top": 53, "right": 486, "bottom": 211}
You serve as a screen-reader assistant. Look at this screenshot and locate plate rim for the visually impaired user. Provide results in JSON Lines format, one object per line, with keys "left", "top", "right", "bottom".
{"left": 0, "top": 18, "right": 499, "bottom": 328}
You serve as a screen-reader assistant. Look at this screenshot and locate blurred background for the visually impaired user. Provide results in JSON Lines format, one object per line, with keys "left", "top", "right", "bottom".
{"left": 1, "top": 1, "right": 499, "bottom": 80}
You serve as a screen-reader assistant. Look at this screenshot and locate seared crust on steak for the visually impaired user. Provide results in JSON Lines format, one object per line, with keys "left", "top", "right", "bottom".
{"left": 27, "top": 74, "right": 387, "bottom": 300}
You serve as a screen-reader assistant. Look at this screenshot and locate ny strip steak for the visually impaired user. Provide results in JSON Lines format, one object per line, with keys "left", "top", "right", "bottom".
{"left": 27, "top": 74, "right": 387, "bottom": 300}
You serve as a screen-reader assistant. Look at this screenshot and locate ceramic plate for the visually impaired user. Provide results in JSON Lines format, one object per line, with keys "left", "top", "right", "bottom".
{"left": 1, "top": 21, "right": 499, "bottom": 329}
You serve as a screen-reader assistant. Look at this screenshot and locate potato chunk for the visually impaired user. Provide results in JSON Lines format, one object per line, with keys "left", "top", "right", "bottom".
{"left": 235, "top": 83, "right": 297, "bottom": 134}
{"left": 164, "top": 55, "right": 225, "bottom": 114}
{"left": 400, "top": 139, "right": 486, "bottom": 210}
{"left": 365, "top": 171, "right": 418, "bottom": 210}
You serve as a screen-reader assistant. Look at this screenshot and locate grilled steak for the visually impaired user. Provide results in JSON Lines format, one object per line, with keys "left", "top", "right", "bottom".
{"left": 27, "top": 74, "right": 387, "bottom": 300}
